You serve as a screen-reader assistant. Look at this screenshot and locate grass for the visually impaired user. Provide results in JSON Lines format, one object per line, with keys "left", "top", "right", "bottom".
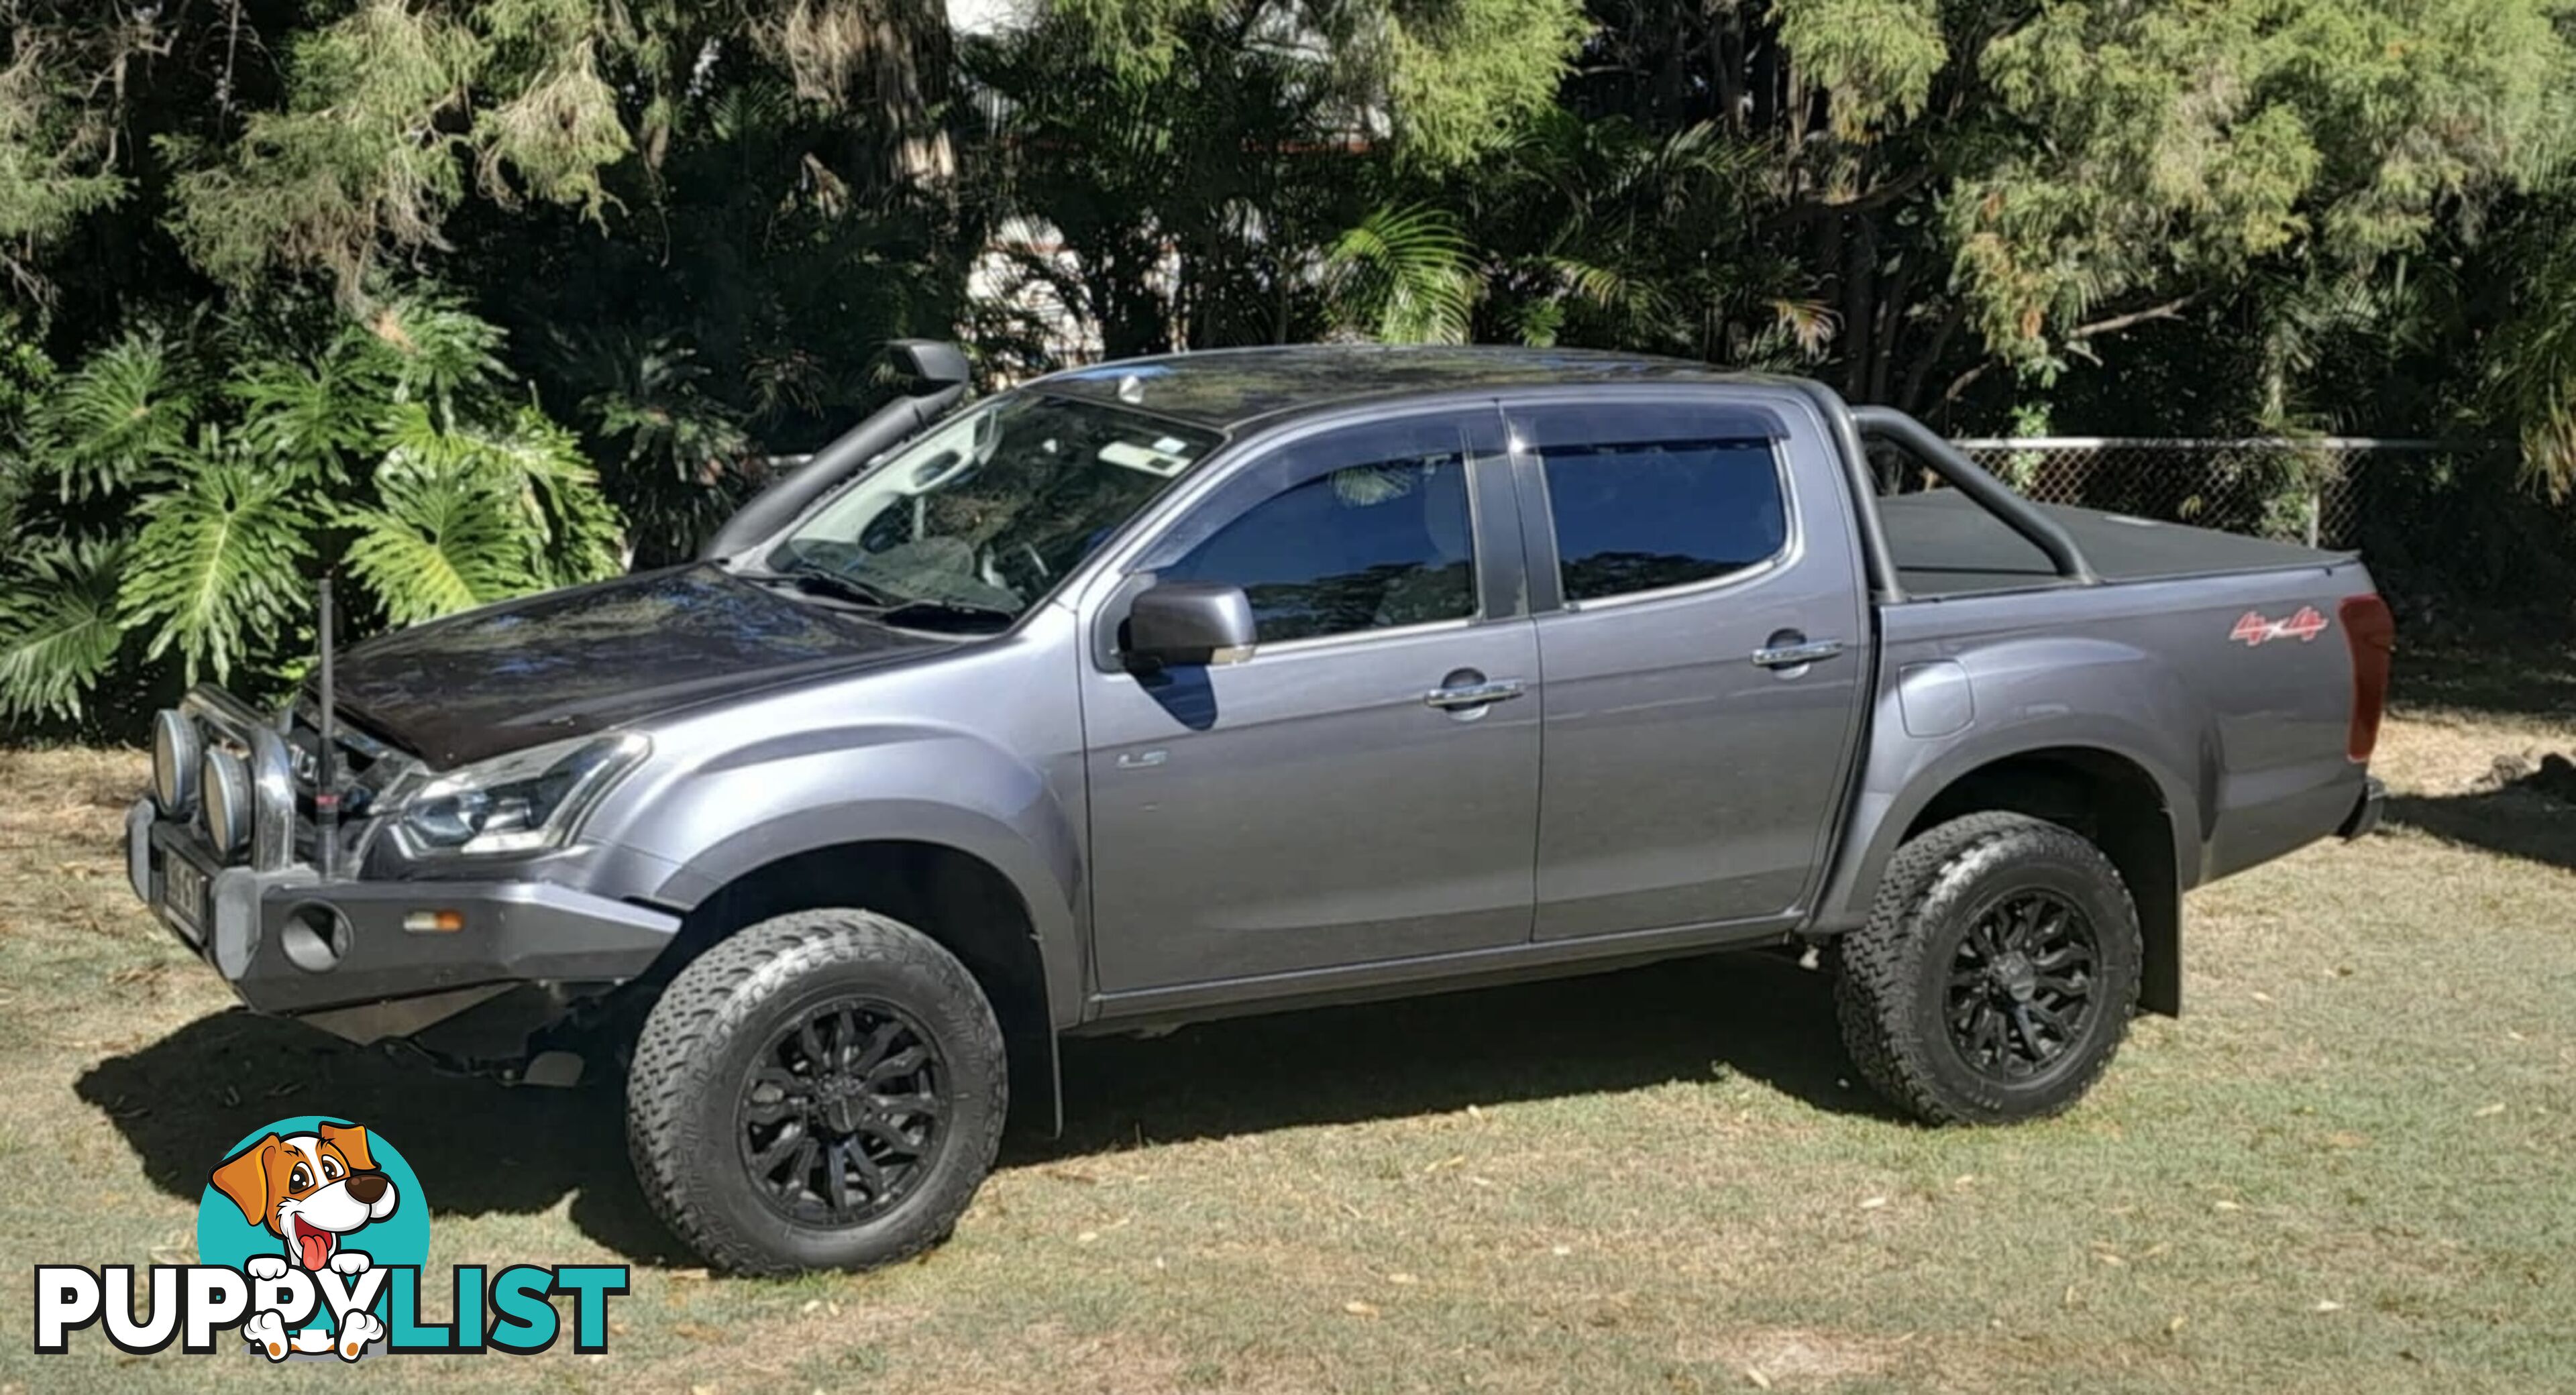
{"left": 2, "top": 662, "right": 2572, "bottom": 1393}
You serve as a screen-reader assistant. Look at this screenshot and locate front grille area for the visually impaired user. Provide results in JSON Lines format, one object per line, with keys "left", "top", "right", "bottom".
{"left": 286, "top": 700, "right": 425, "bottom": 873}
{"left": 286, "top": 698, "right": 402, "bottom": 814}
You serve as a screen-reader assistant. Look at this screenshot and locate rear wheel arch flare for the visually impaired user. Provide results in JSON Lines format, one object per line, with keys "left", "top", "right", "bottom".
{"left": 1902, "top": 746, "right": 2182, "bottom": 1017}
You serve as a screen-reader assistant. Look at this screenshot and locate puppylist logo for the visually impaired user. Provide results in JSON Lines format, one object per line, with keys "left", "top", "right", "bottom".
{"left": 34, "top": 1116, "right": 627, "bottom": 1363}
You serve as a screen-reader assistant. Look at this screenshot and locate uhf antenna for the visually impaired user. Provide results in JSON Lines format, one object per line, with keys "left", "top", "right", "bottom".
{"left": 315, "top": 571, "right": 339, "bottom": 882}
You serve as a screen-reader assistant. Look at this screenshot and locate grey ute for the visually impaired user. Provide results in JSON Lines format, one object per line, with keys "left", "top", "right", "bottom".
{"left": 123, "top": 343, "right": 2394, "bottom": 1274}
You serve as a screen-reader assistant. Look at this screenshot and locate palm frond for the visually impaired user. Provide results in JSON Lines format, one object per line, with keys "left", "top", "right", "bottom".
{"left": 376, "top": 402, "right": 627, "bottom": 590}
{"left": 1504, "top": 296, "right": 1565, "bottom": 347}
{"left": 340, "top": 469, "right": 537, "bottom": 626}
{"left": 1768, "top": 298, "right": 1840, "bottom": 359}
{"left": 364, "top": 292, "right": 511, "bottom": 427}
{"left": 568, "top": 333, "right": 752, "bottom": 484}
{"left": 0, "top": 536, "right": 131, "bottom": 721}
{"left": 228, "top": 336, "right": 388, "bottom": 483}
{"left": 1548, "top": 255, "right": 1672, "bottom": 326}
{"left": 1325, "top": 204, "right": 1479, "bottom": 345}
{"left": 703, "top": 78, "right": 800, "bottom": 144}
{"left": 34, "top": 333, "right": 193, "bottom": 502}
{"left": 117, "top": 433, "right": 313, "bottom": 683}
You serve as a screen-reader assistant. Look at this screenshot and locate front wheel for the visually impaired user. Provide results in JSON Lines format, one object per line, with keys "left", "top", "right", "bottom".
{"left": 626, "top": 909, "right": 1008, "bottom": 1274}
{"left": 1832, "top": 813, "right": 2143, "bottom": 1125}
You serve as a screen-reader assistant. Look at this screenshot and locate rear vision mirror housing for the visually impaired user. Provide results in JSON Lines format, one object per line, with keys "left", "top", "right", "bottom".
{"left": 1124, "top": 582, "right": 1257, "bottom": 671}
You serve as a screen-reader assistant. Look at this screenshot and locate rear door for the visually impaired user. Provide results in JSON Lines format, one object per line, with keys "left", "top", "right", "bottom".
{"left": 1503, "top": 392, "right": 1870, "bottom": 940}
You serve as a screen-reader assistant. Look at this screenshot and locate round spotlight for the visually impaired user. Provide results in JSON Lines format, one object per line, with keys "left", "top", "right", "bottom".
{"left": 152, "top": 710, "right": 199, "bottom": 816}
{"left": 200, "top": 748, "right": 251, "bottom": 859}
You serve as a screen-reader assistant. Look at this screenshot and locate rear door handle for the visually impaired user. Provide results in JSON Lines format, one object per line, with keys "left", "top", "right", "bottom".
{"left": 1750, "top": 638, "right": 1845, "bottom": 669}
{"left": 1424, "top": 678, "right": 1525, "bottom": 710}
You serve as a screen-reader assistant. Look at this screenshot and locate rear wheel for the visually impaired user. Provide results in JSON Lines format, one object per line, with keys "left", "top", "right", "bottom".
{"left": 627, "top": 909, "right": 1008, "bottom": 1274}
{"left": 1832, "top": 813, "right": 2142, "bottom": 1124}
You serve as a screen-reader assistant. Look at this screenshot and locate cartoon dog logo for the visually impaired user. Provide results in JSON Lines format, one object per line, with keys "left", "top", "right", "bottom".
{"left": 209, "top": 1123, "right": 397, "bottom": 1359}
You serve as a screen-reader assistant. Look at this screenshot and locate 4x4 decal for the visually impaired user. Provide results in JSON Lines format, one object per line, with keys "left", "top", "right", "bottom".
{"left": 2230, "top": 606, "right": 2330, "bottom": 646}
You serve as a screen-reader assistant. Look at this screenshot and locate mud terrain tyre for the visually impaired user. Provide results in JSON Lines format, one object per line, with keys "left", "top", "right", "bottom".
{"left": 627, "top": 909, "right": 1008, "bottom": 1274}
{"left": 1832, "top": 813, "right": 2143, "bottom": 1125}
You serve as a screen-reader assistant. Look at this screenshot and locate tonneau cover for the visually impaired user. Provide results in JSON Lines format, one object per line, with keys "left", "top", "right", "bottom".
{"left": 1878, "top": 489, "right": 2347, "bottom": 598}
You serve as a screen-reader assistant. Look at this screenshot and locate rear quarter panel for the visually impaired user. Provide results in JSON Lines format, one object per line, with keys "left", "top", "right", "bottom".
{"left": 1815, "top": 558, "right": 2375, "bottom": 931}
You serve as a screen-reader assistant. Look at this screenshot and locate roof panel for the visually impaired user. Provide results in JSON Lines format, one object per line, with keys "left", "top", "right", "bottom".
{"left": 1029, "top": 345, "right": 1760, "bottom": 427}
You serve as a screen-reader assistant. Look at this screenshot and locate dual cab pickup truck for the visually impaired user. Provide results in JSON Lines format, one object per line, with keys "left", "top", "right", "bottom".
{"left": 124, "top": 343, "right": 2392, "bottom": 1274}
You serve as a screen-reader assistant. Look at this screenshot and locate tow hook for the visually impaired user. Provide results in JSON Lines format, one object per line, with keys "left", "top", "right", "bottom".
{"left": 513, "top": 1050, "right": 586, "bottom": 1089}
{"left": 377, "top": 1040, "right": 586, "bottom": 1088}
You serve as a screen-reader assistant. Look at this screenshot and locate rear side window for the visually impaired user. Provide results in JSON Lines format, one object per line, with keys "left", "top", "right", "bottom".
{"left": 1535, "top": 433, "right": 1787, "bottom": 602}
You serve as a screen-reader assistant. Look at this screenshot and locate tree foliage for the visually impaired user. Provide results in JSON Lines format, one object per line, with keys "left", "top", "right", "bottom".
{"left": 2481, "top": 188, "right": 2576, "bottom": 499}
{"left": 0, "top": 14, "right": 128, "bottom": 298}
{"left": 1049, "top": 0, "right": 1587, "bottom": 166}
{"left": 7, "top": 0, "right": 2576, "bottom": 729}
{"left": 0, "top": 295, "right": 622, "bottom": 723}
{"left": 1957, "top": 0, "right": 2571, "bottom": 367}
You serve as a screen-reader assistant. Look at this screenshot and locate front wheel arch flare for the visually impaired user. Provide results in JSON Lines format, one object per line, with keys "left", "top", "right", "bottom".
{"left": 653, "top": 840, "right": 1061, "bottom": 1136}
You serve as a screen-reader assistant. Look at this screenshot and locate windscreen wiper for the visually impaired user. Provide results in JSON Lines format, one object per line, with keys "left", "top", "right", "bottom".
{"left": 740, "top": 566, "right": 1013, "bottom": 630}
{"left": 874, "top": 597, "right": 1018, "bottom": 632}
{"left": 737, "top": 565, "right": 902, "bottom": 610}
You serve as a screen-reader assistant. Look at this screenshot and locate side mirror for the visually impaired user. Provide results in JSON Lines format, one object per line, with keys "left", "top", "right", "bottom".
{"left": 1124, "top": 582, "right": 1256, "bottom": 670}
{"left": 887, "top": 339, "right": 971, "bottom": 389}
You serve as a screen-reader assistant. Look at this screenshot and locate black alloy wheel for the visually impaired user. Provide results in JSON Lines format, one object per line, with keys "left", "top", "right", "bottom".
{"left": 738, "top": 998, "right": 949, "bottom": 1225}
{"left": 1943, "top": 889, "right": 2100, "bottom": 1082}
{"left": 1832, "top": 812, "right": 2143, "bottom": 1125}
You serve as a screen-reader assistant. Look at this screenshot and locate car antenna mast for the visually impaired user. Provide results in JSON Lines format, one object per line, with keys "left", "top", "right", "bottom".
{"left": 315, "top": 571, "right": 339, "bottom": 883}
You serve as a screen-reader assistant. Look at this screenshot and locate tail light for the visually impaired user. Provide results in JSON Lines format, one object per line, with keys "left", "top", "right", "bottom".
{"left": 2339, "top": 593, "right": 2395, "bottom": 763}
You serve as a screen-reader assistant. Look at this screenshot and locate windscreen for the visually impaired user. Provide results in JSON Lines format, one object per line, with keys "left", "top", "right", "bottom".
{"left": 771, "top": 394, "right": 1222, "bottom": 618}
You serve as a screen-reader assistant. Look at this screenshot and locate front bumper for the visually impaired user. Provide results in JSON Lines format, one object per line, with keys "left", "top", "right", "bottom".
{"left": 2338, "top": 775, "right": 2387, "bottom": 840}
{"left": 127, "top": 797, "right": 681, "bottom": 1048}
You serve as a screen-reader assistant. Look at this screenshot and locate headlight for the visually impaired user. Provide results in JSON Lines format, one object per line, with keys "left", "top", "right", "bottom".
{"left": 395, "top": 733, "right": 649, "bottom": 857}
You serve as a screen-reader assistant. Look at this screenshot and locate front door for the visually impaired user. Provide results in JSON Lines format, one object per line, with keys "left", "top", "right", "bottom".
{"left": 1083, "top": 407, "right": 1540, "bottom": 993}
{"left": 1503, "top": 394, "right": 1870, "bottom": 940}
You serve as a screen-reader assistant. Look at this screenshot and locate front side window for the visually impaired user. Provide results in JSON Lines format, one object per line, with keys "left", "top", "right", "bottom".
{"left": 771, "top": 394, "right": 1221, "bottom": 622}
{"left": 1150, "top": 418, "right": 1481, "bottom": 644}
{"left": 1526, "top": 411, "right": 1787, "bottom": 602}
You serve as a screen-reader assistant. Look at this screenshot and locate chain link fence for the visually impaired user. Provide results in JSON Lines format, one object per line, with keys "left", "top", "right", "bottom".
{"left": 1929, "top": 437, "right": 2468, "bottom": 551}
{"left": 1917, "top": 436, "right": 2575, "bottom": 620}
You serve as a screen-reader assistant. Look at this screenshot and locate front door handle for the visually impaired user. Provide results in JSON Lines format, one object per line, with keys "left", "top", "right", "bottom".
{"left": 1750, "top": 637, "right": 1845, "bottom": 669}
{"left": 1423, "top": 678, "right": 1526, "bottom": 710}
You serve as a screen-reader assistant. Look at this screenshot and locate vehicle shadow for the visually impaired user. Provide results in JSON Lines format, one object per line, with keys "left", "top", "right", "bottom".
{"left": 2385, "top": 789, "right": 2576, "bottom": 876}
{"left": 73, "top": 1012, "right": 698, "bottom": 1266}
{"left": 1027, "top": 948, "right": 1894, "bottom": 1162}
{"left": 76, "top": 949, "right": 1883, "bottom": 1265}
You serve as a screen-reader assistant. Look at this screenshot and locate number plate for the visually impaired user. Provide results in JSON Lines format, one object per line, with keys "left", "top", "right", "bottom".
{"left": 161, "top": 855, "right": 209, "bottom": 944}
